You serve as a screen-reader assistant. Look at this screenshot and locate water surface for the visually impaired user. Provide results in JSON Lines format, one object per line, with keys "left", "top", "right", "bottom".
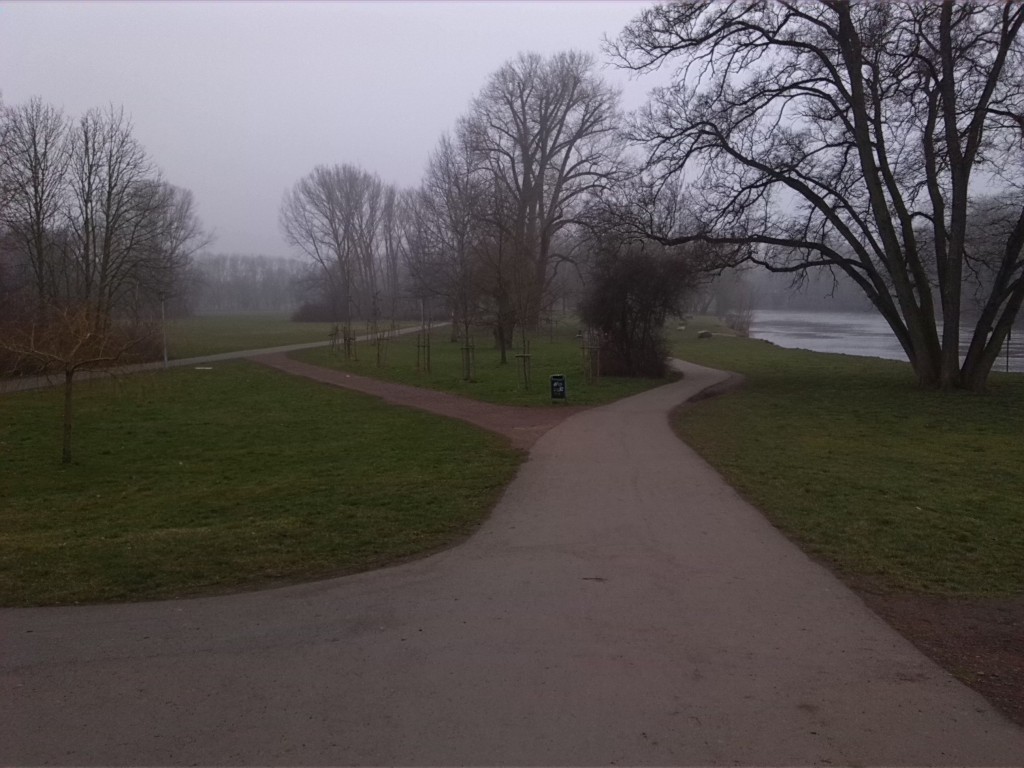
{"left": 749, "top": 310, "right": 1024, "bottom": 373}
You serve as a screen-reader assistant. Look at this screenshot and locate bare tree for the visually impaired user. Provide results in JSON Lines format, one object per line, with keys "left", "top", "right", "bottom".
{"left": 0, "top": 98, "right": 70, "bottom": 316}
{"left": 135, "top": 182, "right": 211, "bottom": 363}
{"left": 463, "top": 51, "right": 624, "bottom": 342}
{"left": 1, "top": 303, "right": 154, "bottom": 463}
{"left": 959, "top": 192, "right": 1024, "bottom": 317}
{"left": 405, "top": 133, "right": 488, "bottom": 346}
{"left": 280, "top": 166, "right": 350, "bottom": 324}
{"left": 66, "top": 105, "right": 168, "bottom": 329}
{"left": 348, "top": 169, "right": 386, "bottom": 330}
{"left": 281, "top": 163, "right": 400, "bottom": 356}
{"left": 476, "top": 171, "right": 526, "bottom": 363}
{"left": 379, "top": 184, "right": 403, "bottom": 328}
{"left": 611, "top": 0, "right": 1024, "bottom": 391}
{"left": 0, "top": 92, "right": 11, "bottom": 216}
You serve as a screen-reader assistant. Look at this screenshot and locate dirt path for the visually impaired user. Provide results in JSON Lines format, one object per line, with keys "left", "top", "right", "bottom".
{"left": 251, "top": 351, "right": 587, "bottom": 450}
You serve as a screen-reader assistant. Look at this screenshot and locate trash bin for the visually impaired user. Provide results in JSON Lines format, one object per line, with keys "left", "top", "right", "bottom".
{"left": 550, "top": 374, "right": 567, "bottom": 401}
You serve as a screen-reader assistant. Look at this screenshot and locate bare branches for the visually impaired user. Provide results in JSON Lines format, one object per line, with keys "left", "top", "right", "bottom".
{"left": 0, "top": 99, "right": 207, "bottom": 327}
{"left": 279, "top": 164, "right": 403, "bottom": 335}
{"left": 0, "top": 302, "right": 148, "bottom": 374}
{"left": 463, "top": 51, "right": 624, "bottom": 329}
{"left": 612, "top": 0, "right": 1024, "bottom": 390}
{"left": 0, "top": 303, "right": 158, "bottom": 463}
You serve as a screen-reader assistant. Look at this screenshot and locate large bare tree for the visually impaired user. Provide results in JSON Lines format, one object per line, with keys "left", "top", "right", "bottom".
{"left": 462, "top": 51, "right": 623, "bottom": 342}
{"left": 612, "top": 0, "right": 1024, "bottom": 390}
{"left": 281, "top": 164, "right": 401, "bottom": 347}
{"left": 66, "top": 106, "right": 171, "bottom": 329}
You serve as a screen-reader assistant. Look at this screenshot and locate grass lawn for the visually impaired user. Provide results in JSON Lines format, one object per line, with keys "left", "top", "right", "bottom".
{"left": 0, "top": 362, "right": 522, "bottom": 606}
{"left": 164, "top": 313, "right": 338, "bottom": 358}
{"left": 668, "top": 319, "right": 1024, "bottom": 597}
{"left": 293, "top": 322, "right": 669, "bottom": 407}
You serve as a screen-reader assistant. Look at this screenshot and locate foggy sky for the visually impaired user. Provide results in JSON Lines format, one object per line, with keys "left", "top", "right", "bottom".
{"left": 0, "top": 1, "right": 657, "bottom": 258}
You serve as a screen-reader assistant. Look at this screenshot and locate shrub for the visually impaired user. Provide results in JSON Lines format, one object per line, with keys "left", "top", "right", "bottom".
{"left": 579, "top": 247, "right": 695, "bottom": 377}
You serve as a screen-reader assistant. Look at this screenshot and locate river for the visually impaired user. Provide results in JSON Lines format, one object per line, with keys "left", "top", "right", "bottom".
{"left": 748, "top": 309, "right": 1024, "bottom": 374}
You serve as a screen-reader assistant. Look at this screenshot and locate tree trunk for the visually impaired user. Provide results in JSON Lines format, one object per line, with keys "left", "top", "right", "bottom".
{"left": 495, "top": 323, "right": 509, "bottom": 364}
{"left": 450, "top": 306, "right": 460, "bottom": 343}
{"left": 962, "top": 312, "right": 1018, "bottom": 392}
{"left": 907, "top": 344, "right": 942, "bottom": 389}
{"left": 62, "top": 369, "right": 74, "bottom": 465}
{"left": 939, "top": 299, "right": 964, "bottom": 391}
{"left": 881, "top": 315, "right": 941, "bottom": 389}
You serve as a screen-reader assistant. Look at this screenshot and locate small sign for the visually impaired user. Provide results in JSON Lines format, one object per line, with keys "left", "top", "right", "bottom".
{"left": 550, "top": 374, "right": 567, "bottom": 400}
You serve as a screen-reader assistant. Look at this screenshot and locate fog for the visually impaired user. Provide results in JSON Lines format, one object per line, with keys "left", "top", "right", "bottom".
{"left": 0, "top": 0, "right": 652, "bottom": 257}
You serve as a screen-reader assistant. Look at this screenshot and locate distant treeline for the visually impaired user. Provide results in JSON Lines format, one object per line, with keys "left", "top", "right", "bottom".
{"left": 187, "top": 253, "right": 306, "bottom": 315}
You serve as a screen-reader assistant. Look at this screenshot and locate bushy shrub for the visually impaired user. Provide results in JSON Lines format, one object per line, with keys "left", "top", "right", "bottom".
{"left": 579, "top": 247, "right": 695, "bottom": 377}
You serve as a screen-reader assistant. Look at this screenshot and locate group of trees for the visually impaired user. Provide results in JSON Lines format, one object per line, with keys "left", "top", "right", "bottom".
{"left": 283, "top": 51, "right": 633, "bottom": 365}
{"left": 1, "top": 99, "right": 205, "bottom": 332}
{"left": 285, "top": 1, "right": 1024, "bottom": 392}
{"left": 0, "top": 96, "right": 207, "bottom": 461}
{"left": 280, "top": 164, "right": 407, "bottom": 340}
{"left": 610, "top": 0, "right": 1024, "bottom": 391}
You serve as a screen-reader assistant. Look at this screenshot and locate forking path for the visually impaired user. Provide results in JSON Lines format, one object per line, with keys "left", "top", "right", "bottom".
{"left": 3, "top": 359, "right": 1023, "bottom": 765}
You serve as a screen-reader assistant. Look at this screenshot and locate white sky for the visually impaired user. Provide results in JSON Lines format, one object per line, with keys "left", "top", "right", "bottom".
{"left": 0, "top": 0, "right": 660, "bottom": 257}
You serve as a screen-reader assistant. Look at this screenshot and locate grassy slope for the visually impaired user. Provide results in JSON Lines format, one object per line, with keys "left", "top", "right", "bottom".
{"left": 669, "top": 319, "right": 1024, "bottom": 597}
{"left": 0, "top": 362, "right": 521, "bottom": 606}
{"left": 293, "top": 324, "right": 668, "bottom": 407}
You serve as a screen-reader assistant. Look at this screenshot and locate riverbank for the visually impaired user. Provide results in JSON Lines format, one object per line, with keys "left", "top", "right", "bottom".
{"left": 670, "top": 319, "right": 1024, "bottom": 725}
{"left": 749, "top": 308, "right": 1024, "bottom": 373}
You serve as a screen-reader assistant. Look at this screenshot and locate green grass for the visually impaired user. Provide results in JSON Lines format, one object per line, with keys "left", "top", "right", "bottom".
{"left": 293, "top": 323, "right": 669, "bottom": 407}
{"left": 0, "top": 362, "right": 522, "bottom": 606}
{"left": 668, "top": 318, "right": 1024, "bottom": 597}
{"left": 165, "top": 313, "right": 338, "bottom": 358}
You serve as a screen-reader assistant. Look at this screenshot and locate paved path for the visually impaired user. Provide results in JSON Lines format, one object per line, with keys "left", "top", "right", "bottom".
{"left": 3, "top": 361, "right": 1023, "bottom": 765}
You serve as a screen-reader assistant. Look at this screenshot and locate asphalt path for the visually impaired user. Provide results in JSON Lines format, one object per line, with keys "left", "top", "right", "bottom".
{"left": 3, "top": 361, "right": 1023, "bottom": 765}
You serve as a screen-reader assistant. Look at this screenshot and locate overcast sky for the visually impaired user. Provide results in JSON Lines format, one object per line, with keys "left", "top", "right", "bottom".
{"left": 0, "top": 0, "right": 660, "bottom": 257}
